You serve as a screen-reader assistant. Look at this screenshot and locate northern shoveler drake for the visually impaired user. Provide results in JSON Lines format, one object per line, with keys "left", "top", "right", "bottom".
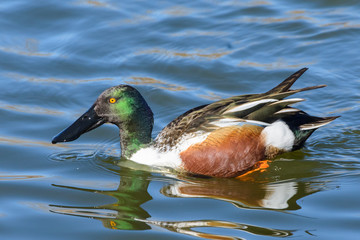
{"left": 52, "top": 68, "right": 338, "bottom": 177}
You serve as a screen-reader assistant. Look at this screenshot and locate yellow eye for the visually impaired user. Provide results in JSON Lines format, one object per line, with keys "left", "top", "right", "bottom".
{"left": 109, "top": 98, "right": 116, "bottom": 104}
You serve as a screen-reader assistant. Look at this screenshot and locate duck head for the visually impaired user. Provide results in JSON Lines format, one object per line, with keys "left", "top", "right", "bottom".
{"left": 52, "top": 85, "right": 154, "bottom": 158}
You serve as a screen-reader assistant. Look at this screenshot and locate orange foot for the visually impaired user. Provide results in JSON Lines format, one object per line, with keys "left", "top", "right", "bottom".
{"left": 236, "top": 160, "right": 271, "bottom": 180}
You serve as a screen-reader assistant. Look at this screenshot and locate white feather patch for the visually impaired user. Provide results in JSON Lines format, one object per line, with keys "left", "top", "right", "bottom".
{"left": 130, "top": 132, "right": 210, "bottom": 168}
{"left": 274, "top": 108, "right": 301, "bottom": 114}
{"left": 261, "top": 120, "right": 295, "bottom": 151}
{"left": 130, "top": 147, "right": 182, "bottom": 168}
{"left": 244, "top": 119, "right": 270, "bottom": 126}
{"left": 211, "top": 118, "right": 244, "bottom": 128}
{"left": 223, "top": 99, "right": 277, "bottom": 114}
{"left": 211, "top": 118, "right": 270, "bottom": 128}
{"left": 268, "top": 98, "right": 304, "bottom": 106}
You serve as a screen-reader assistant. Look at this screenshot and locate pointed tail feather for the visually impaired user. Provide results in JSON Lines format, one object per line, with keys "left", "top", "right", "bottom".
{"left": 265, "top": 84, "right": 327, "bottom": 100}
{"left": 292, "top": 116, "right": 339, "bottom": 150}
{"left": 265, "top": 68, "right": 309, "bottom": 94}
{"left": 299, "top": 116, "right": 340, "bottom": 130}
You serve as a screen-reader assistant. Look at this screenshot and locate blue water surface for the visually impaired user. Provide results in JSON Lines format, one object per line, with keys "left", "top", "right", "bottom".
{"left": 1, "top": 0, "right": 359, "bottom": 239}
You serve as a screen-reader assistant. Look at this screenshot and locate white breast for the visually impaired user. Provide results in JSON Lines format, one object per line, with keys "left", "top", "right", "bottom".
{"left": 130, "top": 147, "right": 182, "bottom": 168}
{"left": 130, "top": 131, "right": 210, "bottom": 168}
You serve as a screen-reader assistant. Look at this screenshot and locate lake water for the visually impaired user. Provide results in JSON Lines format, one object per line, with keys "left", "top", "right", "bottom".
{"left": 1, "top": 0, "right": 359, "bottom": 239}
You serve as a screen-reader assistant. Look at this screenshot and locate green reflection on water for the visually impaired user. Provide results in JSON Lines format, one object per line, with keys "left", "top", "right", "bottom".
{"left": 46, "top": 162, "right": 335, "bottom": 239}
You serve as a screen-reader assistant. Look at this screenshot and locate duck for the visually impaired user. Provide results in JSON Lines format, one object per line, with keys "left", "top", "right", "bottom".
{"left": 52, "top": 68, "right": 338, "bottom": 178}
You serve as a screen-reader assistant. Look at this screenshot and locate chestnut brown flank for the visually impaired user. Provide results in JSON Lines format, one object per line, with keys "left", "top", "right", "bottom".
{"left": 180, "top": 125, "right": 266, "bottom": 177}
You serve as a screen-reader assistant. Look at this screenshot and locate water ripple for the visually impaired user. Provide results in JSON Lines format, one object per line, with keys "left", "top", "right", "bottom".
{"left": 0, "top": 136, "right": 60, "bottom": 148}
{"left": 7, "top": 72, "right": 114, "bottom": 85}
{"left": 0, "top": 174, "right": 43, "bottom": 181}
{"left": 0, "top": 100, "right": 64, "bottom": 116}
{"left": 125, "top": 76, "right": 189, "bottom": 91}
{"left": 49, "top": 149, "right": 98, "bottom": 162}
{"left": 136, "top": 48, "right": 233, "bottom": 60}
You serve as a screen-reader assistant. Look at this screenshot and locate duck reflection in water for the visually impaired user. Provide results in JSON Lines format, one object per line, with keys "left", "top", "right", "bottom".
{"left": 48, "top": 162, "right": 327, "bottom": 239}
{"left": 51, "top": 168, "right": 152, "bottom": 231}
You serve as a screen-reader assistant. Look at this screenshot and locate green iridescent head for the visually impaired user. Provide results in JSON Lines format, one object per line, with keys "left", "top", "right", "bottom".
{"left": 94, "top": 85, "right": 149, "bottom": 123}
{"left": 52, "top": 85, "right": 154, "bottom": 158}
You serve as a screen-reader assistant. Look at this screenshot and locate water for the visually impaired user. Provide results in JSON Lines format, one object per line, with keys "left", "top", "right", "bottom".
{"left": 1, "top": 0, "right": 359, "bottom": 239}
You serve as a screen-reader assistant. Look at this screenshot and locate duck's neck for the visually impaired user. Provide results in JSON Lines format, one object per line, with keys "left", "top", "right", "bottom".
{"left": 118, "top": 107, "right": 153, "bottom": 158}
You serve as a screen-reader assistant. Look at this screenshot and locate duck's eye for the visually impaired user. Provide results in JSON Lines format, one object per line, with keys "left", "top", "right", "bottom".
{"left": 109, "top": 98, "right": 117, "bottom": 104}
